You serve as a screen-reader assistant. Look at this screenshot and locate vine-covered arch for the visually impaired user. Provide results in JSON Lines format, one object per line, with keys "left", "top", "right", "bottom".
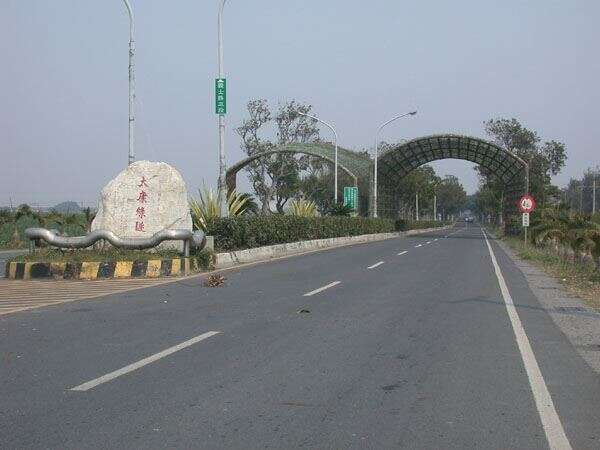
{"left": 376, "top": 134, "right": 528, "bottom": 218}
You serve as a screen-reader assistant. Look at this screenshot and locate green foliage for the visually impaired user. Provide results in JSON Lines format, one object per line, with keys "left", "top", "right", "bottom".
{"left": 288, "top": 199, "right": 318, "bottom": 217}
{"left": 0, "top": 204, "right": 89, "bottom": 248}
{"left": 236, "top": 99, "right": 320, "bottom": 214}
{"left": 328, "top": 202, "right": 354, "bottom": 217}
{"left": 190, "top": 188, "right": 249, "bottom": 232}
{"left": 191, "top": 250, "right": 215, "bottom": 270}
{"left": 530, "top": 207, "right": 600, "bottom": 272}
{"left": 435, "top": 175, "right": 467, "bottom": 219}
{"left": 207, "top": 216, "right": 396, "bottom": 251}
{"left": 474, "top": 117, "right": 567, "bottom": 223}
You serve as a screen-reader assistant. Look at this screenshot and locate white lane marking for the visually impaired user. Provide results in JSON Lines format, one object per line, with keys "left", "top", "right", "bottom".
{"left": 482, "top": 230, "right": 572, "bottom": 450}
{"left": 70, "top": 331, "right": 221, "bottom": 392}
{"left": 426, "top": 241, "right": 432, "bottom": 244}
{"left": 367, "top": 261, "right": 385, "bottom": 269}
{"left": 434, "top": 239, "right": 439, "bottom": 242}
{"left": 397, "top": 251, "right": 408, "bottom": 256}
{"left": 303, "top": 281, "right": 341, "bottom": 297}
{"left": 415, "top": 244, "right": 422, "bottom": 248}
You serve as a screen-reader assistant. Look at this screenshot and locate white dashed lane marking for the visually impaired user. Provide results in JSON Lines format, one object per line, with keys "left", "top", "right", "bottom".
{"left": 303, "top": 281, "right": 341, "bottom": 297}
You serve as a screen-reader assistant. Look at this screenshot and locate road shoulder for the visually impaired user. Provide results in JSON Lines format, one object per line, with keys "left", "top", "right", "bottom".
{"left": 492, "top": 236, "right": 600, "bottom": 375}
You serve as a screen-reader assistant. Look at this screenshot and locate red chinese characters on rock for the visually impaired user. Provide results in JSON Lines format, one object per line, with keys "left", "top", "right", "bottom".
{"left": 134, "top": 176, "right": 149, "bottom": 232}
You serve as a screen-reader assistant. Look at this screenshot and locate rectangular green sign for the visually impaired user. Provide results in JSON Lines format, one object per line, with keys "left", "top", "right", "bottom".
{"left": 343, "top": 186, "right": 358, "bottom": 211}
{"left": 215, "top": 78, "right": 226, "bottom": 115}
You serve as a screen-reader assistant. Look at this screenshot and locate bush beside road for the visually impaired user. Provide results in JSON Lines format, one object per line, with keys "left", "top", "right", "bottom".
{"left": 206, "top": 216, "right": 450, "bottom": 252}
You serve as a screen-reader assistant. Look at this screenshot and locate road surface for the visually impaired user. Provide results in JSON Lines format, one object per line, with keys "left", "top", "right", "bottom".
{"left": 2, "top": 224, "right": 600, "bottom": 449}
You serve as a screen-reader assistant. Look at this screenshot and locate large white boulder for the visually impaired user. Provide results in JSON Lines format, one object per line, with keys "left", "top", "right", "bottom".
{"left": 91, "top": 161, "right": 192, "bottom": 250}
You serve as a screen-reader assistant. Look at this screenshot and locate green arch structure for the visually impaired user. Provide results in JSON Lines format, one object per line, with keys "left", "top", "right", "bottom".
{"left": 376, "top": 134, "right": 528, "bottom": 218}
{"left": 226, "top": 142, "right": 373, "bottom": 213}
{"left": 226, "top": 135, "right": 528, "bottom": 219}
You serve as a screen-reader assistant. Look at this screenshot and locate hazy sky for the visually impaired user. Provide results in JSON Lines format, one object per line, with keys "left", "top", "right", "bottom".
{"left": 2, "top": 0, "right": 599, "bottom": 207}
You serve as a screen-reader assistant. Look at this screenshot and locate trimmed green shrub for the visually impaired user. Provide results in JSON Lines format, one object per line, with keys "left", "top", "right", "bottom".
{"left": 207, "top": 216, "right": 396, "bottom": 251}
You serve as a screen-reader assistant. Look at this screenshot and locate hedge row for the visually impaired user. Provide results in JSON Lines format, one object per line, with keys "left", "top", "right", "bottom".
{"left": 206, "top": 216, "right": 448, "bottom": 251}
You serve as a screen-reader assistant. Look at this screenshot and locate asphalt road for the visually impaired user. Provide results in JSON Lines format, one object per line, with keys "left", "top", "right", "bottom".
{"left": 2, "top": 224, "right": 600, "bottom": 449}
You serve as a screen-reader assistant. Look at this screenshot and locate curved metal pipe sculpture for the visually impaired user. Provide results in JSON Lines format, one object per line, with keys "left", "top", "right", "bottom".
{"left": 25, "top": 228, "right": 206, "bottom": 255}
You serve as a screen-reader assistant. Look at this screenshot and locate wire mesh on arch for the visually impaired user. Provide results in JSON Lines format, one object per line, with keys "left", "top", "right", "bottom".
{"left": 375, "top": 134, "right": 527, "bottom": 219}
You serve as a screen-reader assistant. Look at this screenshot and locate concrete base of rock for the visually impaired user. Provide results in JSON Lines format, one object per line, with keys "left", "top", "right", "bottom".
{"left": 214, "top": 226, "right": 450, "bottom": 269}
{"left": 5, "top": 258, "right": 195, "bottom": 280}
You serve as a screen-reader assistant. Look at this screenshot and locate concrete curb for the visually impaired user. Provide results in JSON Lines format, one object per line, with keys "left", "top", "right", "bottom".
{"left": 214, "top": 226, "right": 450, "bottom": 269}
{"left": 5, "top": 257, "right": 196, "bottom": 280}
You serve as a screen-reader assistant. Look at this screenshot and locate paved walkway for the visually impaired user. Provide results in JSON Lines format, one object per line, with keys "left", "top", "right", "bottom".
{"left": 0, "top": 277, "right": 188, "bottom": 316}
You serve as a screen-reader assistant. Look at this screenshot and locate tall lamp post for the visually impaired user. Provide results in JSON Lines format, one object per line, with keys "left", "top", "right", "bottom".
{"left": 373, "top": 111, "right": 417, "bottom": 217}
{"left": 298, "top": 112, "right": 338, "bottom": 203}
{"left": 122, "top": 0, "right": 135, "bottom": 166}
{"left": 217, "top": 0, "right": 228, "bottom": 216}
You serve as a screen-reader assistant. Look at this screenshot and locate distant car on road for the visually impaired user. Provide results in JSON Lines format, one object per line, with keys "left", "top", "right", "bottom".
{"left": 465, "top": 217, "right": 474, "bottom": 223}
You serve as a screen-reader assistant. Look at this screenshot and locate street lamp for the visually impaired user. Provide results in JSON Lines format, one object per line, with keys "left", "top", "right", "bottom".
{"left": 217, "top": 0, "right": 227, "bottom": 216}
{"left": 298, "top": 112, "right": 338, "bottom": 203}
{"left": 373, "top": 111, "right": 417, "bottom": 217}
{"left": 122, "top": 0, "right": 135, "bottom": 166}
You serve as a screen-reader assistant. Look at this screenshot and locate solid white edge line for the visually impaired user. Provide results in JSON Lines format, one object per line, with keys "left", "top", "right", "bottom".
{"left": 397, "top": 251, "right": 408, "bottom": 256}
{"left": 70, "top": 331, "right": 221, "bottom": 392}
{"left": 303, "top": 281, "right": 341, "bottom": 297}
{"left": 482, "top": 229, "right": 572, "bottom": 450}
{"left": 367, "top": 261, "right": 385, "bottom": 269}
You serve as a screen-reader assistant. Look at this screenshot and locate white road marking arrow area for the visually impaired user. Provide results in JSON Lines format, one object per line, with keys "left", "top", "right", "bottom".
{"left": 70, "top": 331, "right": 221, "bottom": 392}
{"left": 303, "top": 281, "right": 341, "bottom": 297}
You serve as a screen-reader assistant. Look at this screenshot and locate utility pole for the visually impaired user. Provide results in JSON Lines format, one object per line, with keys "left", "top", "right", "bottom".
{"left": 217, "top": 0, "right": 228, "bottom": 216}
{"left": 415, "top": 192, "right": 419, "bottom": 221}
{"left": 122, "top": 0, "right": 135, "bottom": 166}
{"left": 433, "top": 194, "right": 437, "bottom": 221}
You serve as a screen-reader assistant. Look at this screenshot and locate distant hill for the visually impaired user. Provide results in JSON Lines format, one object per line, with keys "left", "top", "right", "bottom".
{"left": 52, "top": 201, "right": 82, "bottom": 214}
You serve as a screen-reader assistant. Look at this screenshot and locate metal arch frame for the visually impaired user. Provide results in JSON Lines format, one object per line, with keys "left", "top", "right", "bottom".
{"left": 378, "top": 134, "right": 528, "bottom": 188}
{"left": 375, "top": 134, "right": 530, "bottom": 218}
{"left": 225, "top": 143, "right": 372, "bottom": 197}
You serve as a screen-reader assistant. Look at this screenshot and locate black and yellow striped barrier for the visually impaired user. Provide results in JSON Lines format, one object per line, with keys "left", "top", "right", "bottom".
{"left": 5, "top": 257, "right": 196, "bottom": 280}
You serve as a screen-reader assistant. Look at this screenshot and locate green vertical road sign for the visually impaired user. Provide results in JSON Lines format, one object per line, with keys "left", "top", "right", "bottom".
{"left": 343, "top": 186, "right": 358, "bottom": 211}
{"left": 215, "top": 78, "right": 226, "bottom": 115}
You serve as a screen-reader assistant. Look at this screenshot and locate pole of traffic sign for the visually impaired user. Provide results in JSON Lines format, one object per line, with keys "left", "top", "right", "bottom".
{"left": 217, "top": 0, "right": 228, "bottom": 217}
{"left": 122, "top": 0, "right": 135, "bottom": 166}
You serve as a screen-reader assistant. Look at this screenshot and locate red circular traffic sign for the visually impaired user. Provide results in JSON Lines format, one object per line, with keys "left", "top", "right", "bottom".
{"left": 518, "top": 195, "right": 536, "bottom": 213}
